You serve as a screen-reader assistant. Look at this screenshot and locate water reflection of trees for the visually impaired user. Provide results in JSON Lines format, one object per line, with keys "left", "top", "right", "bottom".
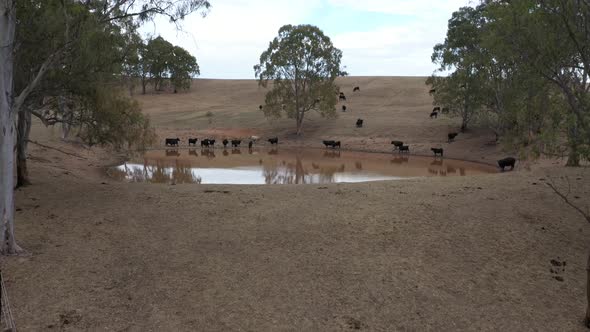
{"left": 115, "top": 160, "right": 202, "bottom": 184}
{"left": 261, "top": 156, "right": 345, "bottom": 184}
{"left": 263, "top": 156, "right": 310, "bottom": 184}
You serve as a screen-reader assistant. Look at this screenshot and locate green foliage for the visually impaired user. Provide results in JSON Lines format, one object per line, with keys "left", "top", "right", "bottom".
{"left": 141, "top": 36, "right": 200, "bottom": 92}
{"left": 429, "top": 1, "right": 590, "bottom": 164}
{"left": 170, "top": 46, "right": 200, "bottom": 90}
{"left": 78, "top": 88, "right": 156, "bottom": 150}
{"left": 254, "top": 24, "right": 347, "bottom": 134}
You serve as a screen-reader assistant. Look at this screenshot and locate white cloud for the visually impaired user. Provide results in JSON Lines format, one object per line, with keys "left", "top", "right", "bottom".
{"left": 327, "top": 0, "right": 474, "bottom": 17}
{"left": 140, "top": 0, "right": 473, "bottom": 78}
{"left": 141, "top": 0, "right": 323, "bottom": 79}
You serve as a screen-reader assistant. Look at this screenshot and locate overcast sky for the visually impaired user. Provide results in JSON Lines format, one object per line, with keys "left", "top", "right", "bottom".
{"left": 141, "top": 0, "right": 473, "bottom": 79}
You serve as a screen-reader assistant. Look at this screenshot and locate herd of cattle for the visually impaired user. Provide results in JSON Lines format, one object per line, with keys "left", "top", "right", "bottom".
{"left": 164, "top": 85, "right": 516, "bottom": 171}
{"left": 166, "top": 136, "right": 278, "bottom": 149}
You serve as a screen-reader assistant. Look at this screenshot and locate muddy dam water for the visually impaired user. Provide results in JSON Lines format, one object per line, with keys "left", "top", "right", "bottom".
{"left": 108, "top": 148, "right": 498, "bottom": 185}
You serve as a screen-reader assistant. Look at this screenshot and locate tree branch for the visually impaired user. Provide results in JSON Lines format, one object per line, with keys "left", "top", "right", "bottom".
{"left": 26, "top": 140, "right": 87, "bottom": 159}
{"left": 547, "top": 179, "right": 590, "bottom": 223}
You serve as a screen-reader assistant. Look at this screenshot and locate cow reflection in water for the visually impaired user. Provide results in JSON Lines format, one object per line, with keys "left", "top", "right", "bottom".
{"left": 268, "top": 148, "right": 278, "bottom": 155}
{"left": 323, "top": 150, "right": 341, "bottom": 158}
{"left": 118, "top": 160, "right": 201, "bottom": 184}
{"left": 428, "top": 159, "right": 447, "bottom": 177}
{"left": 165, "top": 149, "right": 180, "bottom": 157}
{"left": 430, "top": 159, "right": 443, "bottom": 166}
{"left": 232, "top": 148, "right": 241, "bottom": 155}
{"left": 222, "top": 149, "right": 229, "bottom": 156}
{"left": 355, "top": 161, "right": 362, "bottom": 170}
{"left": 390, "top": 156, "right": 409, "bottom": 164}
{"left": 189, "top": 149, "right": 198, "bottom": 157}
{"left": 201, "top": 148, "right": 215, "bottom": 159}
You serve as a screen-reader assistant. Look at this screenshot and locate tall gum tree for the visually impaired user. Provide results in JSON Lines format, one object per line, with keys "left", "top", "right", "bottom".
{"left": 0, "top": 0, "right": 211, "bottom": 255}
{"left": 0, "top": 0, "right": 21, "bottom": 254}
{"left": 254, "top": 24, "right": 347, "bottom": 135}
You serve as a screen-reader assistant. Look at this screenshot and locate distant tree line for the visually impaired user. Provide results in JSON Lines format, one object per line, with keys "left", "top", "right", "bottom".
{"left": 126, "top": 36, "right": 200, "bottom": 95}
{"left": 427, "top": 0, "right": 589, "bottom": 167}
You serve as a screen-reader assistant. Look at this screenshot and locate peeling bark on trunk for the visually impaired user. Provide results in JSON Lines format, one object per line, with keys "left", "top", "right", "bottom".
{"left": 16, "top": 108, "right": 31, "bottom": 187}
{"left": 0, "top": 0, "right": 22, "bottom": 255}
{"left": 586, "top": 251, "right": 590, "bottom": 328}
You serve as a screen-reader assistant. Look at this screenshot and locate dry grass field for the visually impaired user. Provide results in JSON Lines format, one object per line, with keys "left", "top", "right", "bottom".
{"left": 2, "top": 77, "right": 589, "bottom": 331}
{"left": 138, "top": 77, "right": 503, "bottom": 162}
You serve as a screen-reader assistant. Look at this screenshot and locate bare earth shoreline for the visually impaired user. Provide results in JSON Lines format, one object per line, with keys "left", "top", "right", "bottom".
{"left": 2, "top": 77, "right": 589, "bottom": 331}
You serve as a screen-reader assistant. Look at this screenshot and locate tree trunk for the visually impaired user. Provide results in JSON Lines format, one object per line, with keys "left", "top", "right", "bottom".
{"left": 586, "top": 250, "right": 590, "bottom": 328}
{"left": 295, "top": 112, "right": 303, "bottom": 136}
{"left": 460, "top": 120, "right": 467, "bottom": 133}
{"left": 567, "top": 149, "right": 581, "bottom": 167}
{"left": 141, "top": 76, "right": 147, "bottom": 94}
{"left": 566, "top": 125, "right": 581, "bottom": 167}
{"left": 16, "top": 108, "right": 31, "bottom": 188}
{"left": 58, "top": 96, "right": 72, "bottom": 139}
{"left": 0, "top": 0, "right": 22, "bottom": 255}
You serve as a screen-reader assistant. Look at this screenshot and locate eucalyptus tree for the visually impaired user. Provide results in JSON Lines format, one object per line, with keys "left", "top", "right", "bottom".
{"left": 254, "top": 24, "right": 347, "bottom": 135}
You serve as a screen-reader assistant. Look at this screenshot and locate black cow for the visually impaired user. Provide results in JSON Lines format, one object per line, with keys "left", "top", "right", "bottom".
{"left": 248, "top": 140, "right": 253, "bottom": 149}
{"left": 399, "top": 145, "right": 410, "bottom": 153}
{"left": 391, "top": 141, "right": 404, "bottom": 149}
{"left": 188, "top": 138, "right": 198, "bottom": 146}
{"left": 201, "top": 139, "right": 211, "bottom": 147}
{"left": 209, "top": 139, "right": 216, "bottom": 147}
{"left": 222, "top": 139, "right": 229, "bottom": 148}
{"left": 342, "top": 105, "right": 347, "bottom": 112}
{"left": 431, "top": 148, "right": 444, "bottom": 157}
{"left": 231, "top": 139, "right": 242, "bottom": 147}
{"left": 165, "top": 138, "right": 180, "bottom": 146}
{"left": 353, "top": 86, "right": 360, "bottom": 92}
{"left": 448, "top": 132, "right": 458, "bottom": 142}
{"left": 429, "top": 88, "right": 436, "bottom": 94}
{"left": 259, "top": 105, "right": 263, "bottom": 110}
{"left": 268, "top": 137, "right": 278, "bottom": 145}
{"left": 497, "top": 157, "right": 516, "bottom": 171}
{"left": 339, "top": 93, "right": 346, "bottom": 101}
{"left": 432, "top": 107, "right": 441, "bottom": 112}
{"left": 323, "top": 140, "right": 340, "bottom": 149}
{"left": 356, "top": 119, "right": 363, "bottom": 128}
{"left": 430, "top": 111, "right": 438, "bottom": 119}
{"left": 323, "top": 140, "right": 335, "bottom": 148}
